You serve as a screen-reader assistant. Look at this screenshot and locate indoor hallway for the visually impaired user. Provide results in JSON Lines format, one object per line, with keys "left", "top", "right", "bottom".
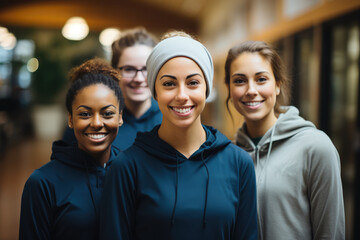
{"left": 0, "top": 138, "right": 53, "bottom": 240}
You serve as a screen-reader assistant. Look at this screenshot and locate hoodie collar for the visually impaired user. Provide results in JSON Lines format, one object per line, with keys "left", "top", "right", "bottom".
{"left": 133, "top": 125, "right": 229, "bottom": 229}
{"left": 236, "top": 106, "right": 316, "bottom": 150}
{"left": 50, "top": 140, "right": 118, "bottom": 169}
{"left": 134, "top": 125, "right": 231, "bottom": 164}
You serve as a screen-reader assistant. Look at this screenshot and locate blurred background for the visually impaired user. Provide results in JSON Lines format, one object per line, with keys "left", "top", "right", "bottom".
{"left": 0, "top": 0, "right": 359, "bottom": 239}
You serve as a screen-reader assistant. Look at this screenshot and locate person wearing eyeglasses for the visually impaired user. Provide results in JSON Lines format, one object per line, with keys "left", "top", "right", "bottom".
{"left": 110, "top": 27, "right": 162, "bottom": 150}
{"left": 63, "top": 27, "right": 162, "bottom": 151}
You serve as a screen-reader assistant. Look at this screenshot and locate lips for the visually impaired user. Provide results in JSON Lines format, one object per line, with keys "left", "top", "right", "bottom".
{"left": 242, "top": 101, "right": 263, "bottom": 106}
{"left": 171, "top": 106, "right": 193, "bottom": 114}
{"left": 85, "top": 133, "right": 108, "bottom": 140}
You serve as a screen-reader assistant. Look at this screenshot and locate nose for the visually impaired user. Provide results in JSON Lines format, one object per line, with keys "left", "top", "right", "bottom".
{"left": 246, "top": 80, "right": 258, "bottom": 96}
{"left": 132, "top": 70, "right": 146, "bottom": 83}
{"left": 90, "top": 114, "right": 103, "bottom": 129}
{"left": 175, "top": 84, "right": 189, "bottom": 102}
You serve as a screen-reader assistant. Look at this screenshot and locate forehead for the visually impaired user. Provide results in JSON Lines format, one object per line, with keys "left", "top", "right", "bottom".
{"left": 231, "top": 52, "right": 272, "bottom": 73}
{"left": 118, "top": 45, "right": 152, "bottom": 66}
{"left": 74, "top": 84, "right": 117, "bottom": 104}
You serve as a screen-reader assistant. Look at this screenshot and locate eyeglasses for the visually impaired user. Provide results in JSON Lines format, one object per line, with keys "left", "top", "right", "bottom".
{"left": 118, "top": 66, "right": 147, "bottom": 79}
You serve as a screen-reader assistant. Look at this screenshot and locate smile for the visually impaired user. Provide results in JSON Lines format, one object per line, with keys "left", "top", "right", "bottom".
{"left": 242, "top": 101, "right": 263, "bottom": 106}
{"left": 171, "top": 106, "right": 193, "bottom": 114}
{"left": 85, "top": 133, "right": 108, "bottom": 140}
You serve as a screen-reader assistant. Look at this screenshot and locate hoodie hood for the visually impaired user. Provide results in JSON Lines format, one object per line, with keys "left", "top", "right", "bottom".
{"left": 50, "top": 140, "right": 119, "bottom": 227}
{"left": 236, "top": 106, "right": 316, "bottom": 151}
{"left": 134, "top": 124, "right": 231, "bottom": 163}
{"left": 50, "top": 140, "right": 118, "bottom": 169}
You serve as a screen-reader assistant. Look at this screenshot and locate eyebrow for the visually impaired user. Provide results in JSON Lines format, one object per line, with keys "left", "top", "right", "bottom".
{"left": 76, "top": 104, "right": 117, "bottom": 110}
{"left": 159, "top": 73, "right": 202, "bottom": 80}
{"left": 232, "top": 71, "right": 270, "bottom": 78}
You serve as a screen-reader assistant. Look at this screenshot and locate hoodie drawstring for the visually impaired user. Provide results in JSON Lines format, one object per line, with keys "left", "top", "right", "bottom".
{"left": 256, "top": 120, "right": 277, "bottom": 240}
{"left": 170, "top": 151, "right": 210, "bottom": 229}
{"left": 265, "top": 125, "right": 276, "bottom": 163}
{"left": 201, "top": 151, "right": 209, "bottom": 229}
{"left": 170, "top": 154, "right": 179, "bottom": 227}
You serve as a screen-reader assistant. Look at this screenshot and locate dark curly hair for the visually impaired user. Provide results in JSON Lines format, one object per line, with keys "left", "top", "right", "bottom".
{"left": 66, "top": 58, "right": 124, "bottom": 115}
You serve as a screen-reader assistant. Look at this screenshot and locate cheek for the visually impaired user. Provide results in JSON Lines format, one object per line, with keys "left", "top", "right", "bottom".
{"left": 108, "top": 118, "right": 121, "bottom": 130}
{"left": 120, "top": 78, "right": 131, "bottom": 87}
{"left": 197, "top": 89, "right": 207, "bottom": 103}
{"left": 156, "top": 90, "right": 172, "bottom": 103}
{"left": 230, "top": 86, "right": 245, "bottom": 100}
{"left": 261, "top": 86, "right": 277, "bottom": 98}
{"left": 72, "top": 118, "right": 86, "bottom": 129}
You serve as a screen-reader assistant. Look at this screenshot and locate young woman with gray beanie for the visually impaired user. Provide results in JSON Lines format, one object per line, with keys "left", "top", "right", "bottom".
{"left": 100, "top": 32, "right": 258, "bottom": 240}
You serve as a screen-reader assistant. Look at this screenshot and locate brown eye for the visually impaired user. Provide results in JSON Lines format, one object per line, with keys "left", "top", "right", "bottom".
{"left": 258, "top": 77, "right": 267, "bottom": 83}
{"left": 233, "top": 78, "right": 245, "bottom": 84}
{"left": 103, "top": 111, "right": 115, "bottom": 118}
{"left": 163, "top": 81, "right": 176, "bottom": 87}
{"left": 79, "top": 112, "right": 91, "bottom": 118}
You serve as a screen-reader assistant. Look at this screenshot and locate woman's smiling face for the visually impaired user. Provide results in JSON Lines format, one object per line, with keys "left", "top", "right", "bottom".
{"left": 69, "top": 84, "right": 122, "bottom": 158}
{"left": 155, "top": 57, "right": 206, "bottom": 129}
{"left": 117, "top": 45, "right": 153, "bottom": 105}
{"left": 229, "top": 52, "right": 280, "bottom": 126}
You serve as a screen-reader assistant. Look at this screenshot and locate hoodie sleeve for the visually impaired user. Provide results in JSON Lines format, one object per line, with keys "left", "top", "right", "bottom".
{"left": 99, "top": 152, "right": 136, "bottom": 240}
{"left": 234, "top": 150, "right": 258, "bottom": 240}
{"left": 307, "top": 131, "right": 345, "bottom": 239}
{"left": 19, "top": 171, "right": 53, "bottom": 240}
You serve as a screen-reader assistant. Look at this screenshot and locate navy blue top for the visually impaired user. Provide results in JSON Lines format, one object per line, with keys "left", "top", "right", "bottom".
{"left": 99, "top": 125, "right": 258, "bottom": 240}
{"left": 19, "top": 140, "right": 119, "bottom": 240}
{"left": 62, "top": 98, "right": 162, "bottom": 151}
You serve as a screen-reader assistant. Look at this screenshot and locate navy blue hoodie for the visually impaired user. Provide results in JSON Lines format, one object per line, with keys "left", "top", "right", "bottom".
{"left": 100, "top": 125, "right": 258, "bottom": 240}
{"left": 62, "top": 98, "right": 162, "bottom": 151}
{"left": 19, "top": 140, "right": 119, "bottom": 240}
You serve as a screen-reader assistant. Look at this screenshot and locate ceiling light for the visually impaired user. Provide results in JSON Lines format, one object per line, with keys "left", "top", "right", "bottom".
{"left": 0, "top": 32, "right": 17, "bottom": 50}
{"left": 62, "top": 17, "right": 89, "bottom": 41}
{"left": 99, "top": 28, "right": 121, "bottom": 47}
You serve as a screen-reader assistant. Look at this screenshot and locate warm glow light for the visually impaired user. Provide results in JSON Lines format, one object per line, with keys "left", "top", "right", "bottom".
{"left": 27, "top": 58, "right": 39, "bottom": 72}
{"left": 99, "top": 28, "right": 121, "bottom": 47}
{"left": 1, "top": 32, "right": 17, "bottom": 50}
{"left": 62, "top": 17, "right": 89, "bottom": 41}
{"left": 0, "top": 27, "right": 17, "bottom": 50}
{"left": 0, "top": 27, "right": 8, "bottom": 39}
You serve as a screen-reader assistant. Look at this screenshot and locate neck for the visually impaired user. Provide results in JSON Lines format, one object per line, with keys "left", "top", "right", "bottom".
{"left": 125, "top": 98, "right": 152, "bottom": 119}
{"left": 158, "top": 119, "right": 206, "bottom": 158}
{"left": 245, "top": 113, "right": 277, "bottom": 139}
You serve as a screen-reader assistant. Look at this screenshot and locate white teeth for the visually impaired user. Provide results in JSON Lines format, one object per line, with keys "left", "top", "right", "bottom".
{"left": 172, "top": 107, "right": 191, "bottom": 113}
{"left": 244, "top": 102, "right": 261, "bottom": 106}
{"left": 87, "top": 134, "right": 106, "bottom": 139}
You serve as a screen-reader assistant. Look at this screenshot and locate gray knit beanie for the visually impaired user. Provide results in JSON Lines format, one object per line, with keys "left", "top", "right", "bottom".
{"left": 146, "top": 36, "right": 214, "bottom": 98}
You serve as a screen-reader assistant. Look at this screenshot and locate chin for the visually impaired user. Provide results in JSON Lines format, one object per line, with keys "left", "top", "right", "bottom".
{"left": 130, "top": 95, "right": 151, "bottom": 103}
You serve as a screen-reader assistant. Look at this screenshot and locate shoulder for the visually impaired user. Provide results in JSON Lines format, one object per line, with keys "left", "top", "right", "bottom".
{"left": 110, "top": 145, "right": 144, "bottom": 169}
{"left": 294, "top": 127, "right": 338, "bottom": 154}
{"left": 227, "top": 142, "right": 253, "bottom": 159}
{"left": 23, "top": 163, "right": 58, "bottom": 197}
{"left": 221, "top": 143, "right": 254, "bottom": 168}
{"left": 288, "top": 128, "right": 340, "bottom": 173}
{"left": 25, "top": 160, "right": 65, "bottom": 186}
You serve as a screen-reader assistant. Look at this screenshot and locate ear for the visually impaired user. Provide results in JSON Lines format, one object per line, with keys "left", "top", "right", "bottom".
{"left": 68, "top": 113, "right": 74, "bottom": 128}
{"left": 118, "top": 113, "right": 123, "bottom": 127}
{"left": 276, "top": 84, "right": 281, "bottom": 96}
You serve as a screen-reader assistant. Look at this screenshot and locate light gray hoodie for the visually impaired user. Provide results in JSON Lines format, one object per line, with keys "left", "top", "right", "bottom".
{"left": 235, "top": 106, "right": 345, "bottom": 240}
